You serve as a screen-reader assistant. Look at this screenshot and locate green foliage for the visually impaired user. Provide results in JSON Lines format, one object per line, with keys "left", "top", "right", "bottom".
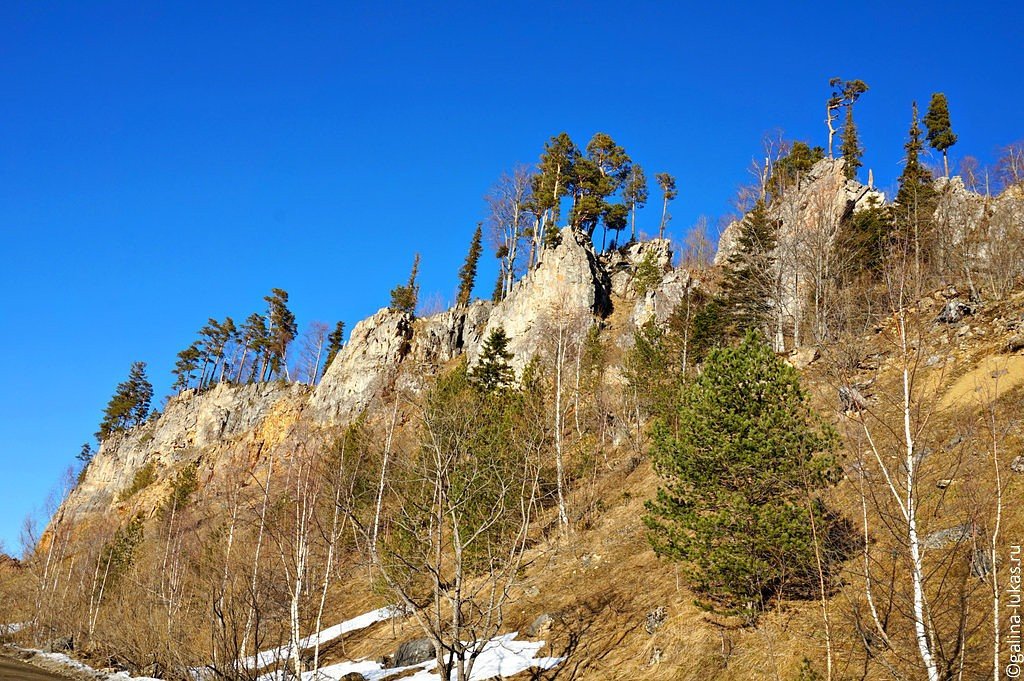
{"left": 655, "top": 172, "right": 678, "bottom": 237}
{"left": 99, "top": 515, "right": 145, "bottom": 589}
{"left": 469, "top": 327, "right": 514, "bottom": 392}
{"left": 570, "top": 133, "right": 632, "bottom": 238}
{"left": 389, "top": 253, "right": 420, "bottom": 315}
{"left": 644, "top": 331, "right": 847, "bottom": 616}
{"left": 721, "top": 200, "right": 778, "bottom": 334}
{"left": 923, "top": 92, "right": 957, "bottom": 156}
{"left": 118, "top": 461, "right": 158, "bottom": 502}
{"left": 625, "top": 288, "right": 726, "bottom": 427}
{"left": 457, "top": 223, "right": 483, "bottom": 306}
{"left": 160, "top": 462, "right": 199, "bottom": 518}
{"left": 263, "top": 289, "right": 297, "bottom": 379}
{"left": 840, "top": 105, "right": 863, "bottom": 180}
{"left": 324, "top": 320, "right": 346, "bottom": 372}
{"left": 533, "top": 133, "right": 578, "bottom": 228}
{"left": 633, "top": 250, "right": 663, "bottom": 297}
{"left": 97, "top": 362, "right": 154, "bottom": 441}
{"left": 769, "top": 142, "right": 825, "bottom": 196}
{"left": 623, "top": 164, "right": 648, "bottom": 240}
{"left": 895, "top": 102, "right": 937, "bottom": 247}
{"left": 171, "top": 343, "right": 202, "bottom": 392}
{"left": 835, "top": 196, "right": 893, "bottom": 276}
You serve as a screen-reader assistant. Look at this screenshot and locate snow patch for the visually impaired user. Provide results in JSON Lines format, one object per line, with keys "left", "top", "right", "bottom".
{"left": 241, "top": 605, "right": 402, "bottom": 671}
{"left": 259, "top": 632, "right": 561, "bottom": 681}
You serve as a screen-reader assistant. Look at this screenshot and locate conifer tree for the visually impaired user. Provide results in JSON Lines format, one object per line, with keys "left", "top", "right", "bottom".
{"left": 644, "top": 331, "right": 845, "bottom": 614}
{"left": 623, "top": 164, "right": 648, "bottom": 242}
{"left": 839, "top": 105, "right": 863, "bottom": 180}
{"left": 456, "top": 223, "right": 483, "bottom": 306}
{"left": 769, "top": 141, "right": 825, "bottom": 197}
{"left": 324, "top": 321, "right": 345, "bottom": 370}
{"left": 77, "top": 442, "right": 94, "bottom": 465}
{"left": 923, "top": 92, "right": 957, "bottom": 178}
{"left": 721, "top": 200, "right": 778, "bottom": 334}
{"left": 571, "top": 133, "right": 632, "bottom": 240}
{"left": 263, "top": 289, "right": 297, "bottom": 381}
{"left": 533, "top": 133, "right": 578, "bottom": 233}
{"left": 389, "top": 253, "right": 420, "bottom": 315}
{"left": 238, "top": 313, "right": 268, "bottom": 383}
{"left": 825, "top": 78, "right": 868, "bottom": 157}
{"left": 655, "top": 173, "right": 677, "bottom": 239}
{"left": 97, "top": 362, "right": 153, "bottom": 440}
{"left": 469, "top": 327, "right": 514, "bottom": 392}
{"left": 895, "top": 102, "right": 937, "bottom": 262}
{"left": 171, "top": 343, "right": 201, "bottom": 392}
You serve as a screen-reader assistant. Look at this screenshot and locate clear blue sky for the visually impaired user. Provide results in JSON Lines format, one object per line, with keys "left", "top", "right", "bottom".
{"left": 1, "top": 1, "right": 1021, "bottom": 551}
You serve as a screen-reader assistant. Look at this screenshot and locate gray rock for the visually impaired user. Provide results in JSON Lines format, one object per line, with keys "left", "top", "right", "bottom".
{"left": 789, "top": 346, "right": 820, "bottom": 370}
{"left": 839, "top": 386, "right": 868, "bottom": 413}
{"left": 645, "top": 606, "right": 667, "bottom": 635}
{"left": 971, "top": 548, "right": 993, "bottom": 578}
{"left": 389, "top": 638, "right": 435, "bottom": 668}
{"left": 1010, "top": 456, "right": 1024, "bottom": 473}
{"left": 922, "top": 524, "right": 972, "bottom": 550}
{"left": 525, "top": 613, "right": 554, "bottom": 638}
{"left": 936, "top": 300, "right": 974, "bottom": 324}
{"left": 309, "top": 309, "right": 414, "bottom": 423}
{"left": 471, "top": 227, "right": 610, "bottom": 378}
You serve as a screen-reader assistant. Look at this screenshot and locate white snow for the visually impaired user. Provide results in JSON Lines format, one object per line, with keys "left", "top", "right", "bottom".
{"left": 258, "top": 631, "right": 561, "bottom": 681}
{"left": 0, "top": 622, "right": 25, "bottom": 634}
{"left": 241, "top": 605, "right": 402, "bottom": 671}
{"left": 29, "top": 650, "right": 162, "bottom": 680}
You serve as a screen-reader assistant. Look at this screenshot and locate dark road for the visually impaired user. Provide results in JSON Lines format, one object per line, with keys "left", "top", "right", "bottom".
{"left": 0, "top": 657, "right": 72, "bottom": 680}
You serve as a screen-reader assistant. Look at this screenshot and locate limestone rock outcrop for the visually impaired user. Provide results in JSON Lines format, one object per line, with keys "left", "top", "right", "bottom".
{"left": 470, "top": 228, "right": 610, "bottom": 376}
{"left": 60, "top": 381, "right": 301, "bottom": 520}
{"left": 309, "top": 308, "right": 414, "bottom": 424}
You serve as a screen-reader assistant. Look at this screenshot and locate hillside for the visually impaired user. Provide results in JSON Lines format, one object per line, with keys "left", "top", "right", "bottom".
{"left": 4, "top": 157, "right": 1024, "bottom": 681}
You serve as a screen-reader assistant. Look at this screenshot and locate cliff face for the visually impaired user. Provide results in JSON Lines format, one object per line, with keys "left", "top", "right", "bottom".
{"left": 56, "top": 227, "right": 661, "bottom": 529}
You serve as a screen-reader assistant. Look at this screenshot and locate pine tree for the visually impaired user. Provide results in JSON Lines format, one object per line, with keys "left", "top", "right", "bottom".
{"left": 923, "top": 92, "right": 957, "bottom": 178}
{"left": 469, "top": 327, "right": 514, "bottom": 392}
{"left": 839, "top": 105, "right": 863, "bottom": 180}
{"left": 97, "top": 362, "right": 153, "bottom": 440}
{"left": 171, "top": 343, "right": 202, "bottom": 392}
{"left": 895, "top": 102, "right": 937, "bottom": 259}
{"left": 769, "top": 141, "right": 825, "bottom": 196}
{"left": 644, "top": 331, "right": 845, "bottom": 615}
{"left": 324, "top": 321, "right": 345, "bottom": 371}
{"left": 238, "top": 313, "right": 268, "bottom": 383}
{"left": 77, "top": 442, "right": 94, "bottom": 465}
{"left": 825, "top": 78, "right": 868, "bottom": 157}
{"left": 721, "top": 200, "right": 778, "bottom": 334}
{"left": 623, "top": 164, "right": 648, "bottom": 242}
{"left": 264, "top": 289, "right": 297, "bottom": 381}
{"left": 655, "top": 173, "right": 677, "bottom": 239}
{"left": 389, "top": 253, "right": 420, "bottom": 315}
{"left": 456, "top": 224, "right": 483, "bottom": 306}
{"left": 533, "top": 133, "right": 578, "bottom": 232}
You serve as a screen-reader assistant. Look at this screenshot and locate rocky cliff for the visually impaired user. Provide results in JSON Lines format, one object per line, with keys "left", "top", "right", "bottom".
{"left": 56, "top": 226, "right": 669, "bottom": 528}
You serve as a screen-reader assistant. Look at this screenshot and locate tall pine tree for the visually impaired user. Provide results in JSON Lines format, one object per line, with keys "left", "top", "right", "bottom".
{"left": 469, "top": 327, "right": 514, "bottom": 392}
{"left": 644, "top": 331, "right": 846, "bottom": 614}
{"left": 721, "top": 200, "right": 778, "bottom": 335}
{"left": 923, "top": 92, "right": 957, "bottom": 178}
{"left": 97, "top": 362, "right": 153, "bottom": 440}
{"left": 895, "top": 102, "right": 937, "bottom": 262}
{"left": 390, "top": 253, "right": 421, "bottom": 315}
{"left": 839, "top": 105, "right": 863, "bottom": 180}
{"left": 324, "top": 321, "right": 345, "bottom": 371}
{"left": 456, "top": 224, "right": 483, "bottom": 306}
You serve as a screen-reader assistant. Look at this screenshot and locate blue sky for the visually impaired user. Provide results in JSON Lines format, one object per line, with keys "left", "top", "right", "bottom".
{"left": 1, "top": 1, "right": 1021, "bottom": 551}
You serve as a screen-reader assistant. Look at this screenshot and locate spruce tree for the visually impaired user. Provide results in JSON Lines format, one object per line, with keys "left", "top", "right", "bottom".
{"left": 456, "top": 224, "right": 483, "bottom": 306}
{"left": 324, "top": 321, "right": 345, "bottom": 370}
{"left": 895, "top": 102, "right": 937, "bottom": 257}
{"left": 923, "top": 92, "right": 957, "bottom": 178}
{"left": 97, "top": 362, "right": 153, "bottom": 440}
{"left": 644, "top": 331, "right": 845, "bottom": 615}
{"left": 389, "top": 253, "right": 420, "bottom": 315}
{"left": 839, "top": 105, "right": 863, "bottom": 180}
{"left": 721, "top": 200, "right": 777, "bottom": 334}
{"left": 470, "top": 327, "right": 514, "bottom": 392}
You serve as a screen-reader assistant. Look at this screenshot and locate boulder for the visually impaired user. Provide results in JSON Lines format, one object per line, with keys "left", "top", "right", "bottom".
{"left": 789, "top": 346, "right": 820, "bottom": 370}
{"left": 839, "top": 385, "right": 868, "bottom": 413}
{"left": 936, "top": 300, "right": 974, "bottom": 324}
{"left": 389, "top": 638, "right": 435, "bottom": 669}
{"left": 525, "top": 613, "right": 554, "bottom": 638}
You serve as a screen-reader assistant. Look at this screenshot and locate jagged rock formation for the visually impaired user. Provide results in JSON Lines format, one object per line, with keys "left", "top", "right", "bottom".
{"left": 57, "top": 228, "right": 677, "bottom": 528}
{"left": 58, "top": 381, "right": 304, "bottom": 520}
{"left": 470, "top": 227, "right": 611, "bottom": 376}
